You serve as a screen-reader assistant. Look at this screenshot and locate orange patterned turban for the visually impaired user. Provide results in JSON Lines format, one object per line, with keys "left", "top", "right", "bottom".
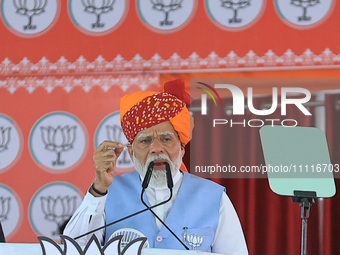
{"left": 120, "top": 79, "right": 193, "bottom": 146}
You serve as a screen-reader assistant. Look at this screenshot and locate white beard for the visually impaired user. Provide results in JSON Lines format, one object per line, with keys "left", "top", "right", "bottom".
{"left": 133, "top": 151, "right": 183, "bottom": 187}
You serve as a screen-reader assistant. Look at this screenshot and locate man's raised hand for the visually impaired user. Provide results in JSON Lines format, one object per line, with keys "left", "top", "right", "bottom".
{"left": 91, "top": 141, "right": 124, "bottom": 196}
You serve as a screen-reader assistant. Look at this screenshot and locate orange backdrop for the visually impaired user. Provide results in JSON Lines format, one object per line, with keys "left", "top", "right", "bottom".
{"left": 1, "top": 0, "right": 340, "bottom": 244}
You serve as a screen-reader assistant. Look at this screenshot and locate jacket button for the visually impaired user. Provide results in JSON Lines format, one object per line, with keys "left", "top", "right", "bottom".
{"left": 156, "top": 235, "right": 163, "bottom": 242}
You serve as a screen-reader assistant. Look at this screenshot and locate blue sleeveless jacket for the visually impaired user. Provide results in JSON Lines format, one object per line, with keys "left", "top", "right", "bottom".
{"left": 104, "top": 171, "right": 224, "bottom": 252}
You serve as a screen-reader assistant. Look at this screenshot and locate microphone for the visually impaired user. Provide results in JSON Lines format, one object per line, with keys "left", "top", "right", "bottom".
{"left": 165, "top": 162, "right": 174, "bottom": 189}
{"left": 141, "top": 162, "right": 189, "bottom": 250}
{"left": 142, "top": 161, "right": 154, "bottom": 189}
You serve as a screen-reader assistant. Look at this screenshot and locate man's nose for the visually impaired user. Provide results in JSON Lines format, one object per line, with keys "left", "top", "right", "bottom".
{"left": 149, "top": 137, "right": 164, "bottom": 154}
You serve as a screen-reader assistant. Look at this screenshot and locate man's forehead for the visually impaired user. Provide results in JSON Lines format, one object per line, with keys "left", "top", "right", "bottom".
{"left": 136, "top": 131, "right": 176, "bottom": 138}
{"left": 135, "top": 121, "right": 176, "bottom": 137}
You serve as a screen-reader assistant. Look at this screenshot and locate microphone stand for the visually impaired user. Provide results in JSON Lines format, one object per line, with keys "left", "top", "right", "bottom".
{"left": 75, "top": 162, "right": 190, "bottom": 251}
{"left": 74, "top": 162, "right": 165, "bottom": 240}
{"left": 140, "top": 162, "right": 189, "bottom": 250}
{"left": 74, "top": 196, "right": 173, "bottom": 240}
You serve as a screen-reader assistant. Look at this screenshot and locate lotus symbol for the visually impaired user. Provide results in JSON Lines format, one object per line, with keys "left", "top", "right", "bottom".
{"left": 291, "top": 0, "right": 320, "bottom": 21}
{"left": 0, "top": 127, "right": 11, "bottom": 153}
{"left": 183, "top": 227, "right": 204, "bottom": 250}
{"left": 13, "top": 0, "right": 48, "bottom": 30}
{"left": 185, "top": 233, "right": 204, "bottom": 250}
{"left": 150, "top": 0, "right": 183, "bottom": 26}
{"left": 40, "top": 196, "right": 77, "bottom": 236}
{"left": 38, "top": 234, "right": 147, "bottom": 255}
{"left": 82, "top": 0, "right": 116, "bottom": 28}
{"left": 106, "top": 124, "right": 131, "bottom": 165}
{"left": 0, "top": 197, "right": 11, "bottom": 222}
{"left": 40, "top": 125, "right": 77, "bottom": 166}
{"left": 220, "top": 0, "right": 251, "bottom": 23}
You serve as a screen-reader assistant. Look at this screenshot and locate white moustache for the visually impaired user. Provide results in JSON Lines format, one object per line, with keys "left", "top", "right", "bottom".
{"left": 133, "top": 152, "right": 182, "bottom": 187}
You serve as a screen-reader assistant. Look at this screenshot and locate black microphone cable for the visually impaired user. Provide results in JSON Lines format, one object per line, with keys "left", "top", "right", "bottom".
{"left": 140, "top": 162, "right": 189, "bottom": 250}
{"left": 74, "top": 162, "right": 169, "bottom": 241}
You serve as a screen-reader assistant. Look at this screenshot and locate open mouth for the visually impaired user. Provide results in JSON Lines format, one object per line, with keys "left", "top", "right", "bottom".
{"left": 153, "top": 160, "right": 167, "bottom": 169}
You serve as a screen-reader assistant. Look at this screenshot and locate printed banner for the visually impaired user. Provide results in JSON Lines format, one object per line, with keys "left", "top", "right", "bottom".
{"left": 0, "top": 0, "right": 339, "bottom": 76}
{"left": 1, "top": 0, "right": 340, "bottom": 245}
{"left": 0, "top": 74, "right": 160, "bottom": 242}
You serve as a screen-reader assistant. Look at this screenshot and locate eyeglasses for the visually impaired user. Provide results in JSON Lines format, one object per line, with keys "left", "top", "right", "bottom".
{"left": 134, "top": 131, "right": 179, "bottom": 148}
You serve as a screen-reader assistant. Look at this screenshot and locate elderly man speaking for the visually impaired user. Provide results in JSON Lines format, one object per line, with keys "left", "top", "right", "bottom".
{"left": 64, "top": 80, "right": 248, "bottom": 255}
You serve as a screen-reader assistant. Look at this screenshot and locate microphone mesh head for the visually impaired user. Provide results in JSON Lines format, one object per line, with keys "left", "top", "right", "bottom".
{"left": 108, "top": 228, "right": 149, "bottom": 249}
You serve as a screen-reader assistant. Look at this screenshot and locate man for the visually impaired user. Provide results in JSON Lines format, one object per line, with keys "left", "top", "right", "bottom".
{"left": 64, "top": 79, "right": 248, "bottom": 254}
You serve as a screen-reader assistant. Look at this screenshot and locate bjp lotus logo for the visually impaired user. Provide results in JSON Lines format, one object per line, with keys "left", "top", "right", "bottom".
{"left": 150, "top": 0, "right": 183, "bottom": 26}
{"left": 82, "top": 0, "right": 116, "bottom": 28}
{"left": 106, "top": 124, "right": 123, "bottom": 142}
{"left": 137, "top": 0, "right": 196, "bottom": 33}
{"left": 0, "top": 184, "right": 22, "bottom": 239}
{"left": 29, "top": 112, "right": 88, "bottom": 173}
{"left": 13, "top": 0, "right": 48, "bottom": 30}
{"left": 38, "top": 235, "right": 147, "bottom": 255}
{"left": 1, "top": 0, "right": 60, "bottom": 37}
{"left": 0, "top": 114, "right": 23, "bottom": 173}
{"left": 220, "top": 0, "right": 251, "bottom": 23}
{"left": 274, "top": 0, "right": 334, "bottom": 29}
{"left": 40, "top": 125, "right": 77, "bottom": 166}
{"left": 68, "top": 0, "right": 128, "bottom": 35}
{"left": 290, "top": 0, "right": 320, "bottom": 22}
{"left": 0, "top": 196, "right": 11, "bottom": 222}
{"left": 205, "top": 0, "right": 265, "bottom": 31}
{"left": 106, "top": 124, "right": 131, "bottom": 165}
{"left": 40, "top": 195, "right": 77, "bottom": 236}
{"left": 0, "top": 127, "right": 11, "bottom": 153}
{"left": 183, "top": 227, "right": 205, "bottom": 250}
{"left": 29, "top": 182, "right": 82, "bottom": 240}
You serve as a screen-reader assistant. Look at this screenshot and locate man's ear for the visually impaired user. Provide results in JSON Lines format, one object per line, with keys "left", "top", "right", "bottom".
{"left": 181, "top": 144, "right": 185, "bottom": 158}
{"left": 127, "top": 144, "right": 133, "bottom": 159}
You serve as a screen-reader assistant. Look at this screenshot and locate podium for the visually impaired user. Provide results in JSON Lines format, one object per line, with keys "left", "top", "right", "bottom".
{"left": 0, "top": 243, "right": 224, "bottom": 255}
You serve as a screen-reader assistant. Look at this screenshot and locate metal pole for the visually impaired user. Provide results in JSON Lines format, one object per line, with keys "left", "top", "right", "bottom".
{"left": 300, "top": 198, "right": 311, "bottom": 255}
